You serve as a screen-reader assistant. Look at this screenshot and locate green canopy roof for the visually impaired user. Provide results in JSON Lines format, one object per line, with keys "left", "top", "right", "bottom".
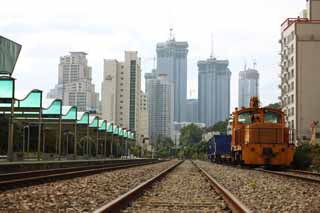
{"left": 89, "top": 116, "right": 99, "bottom": 128}
{"left": 62, "top": 106, "right": 77, "bottom": 120}
{"left": 0, "top": 36, "right": 22, "bottom": 75}
{"left": 42, "top": 99, "right": 62, "bottom": 116}
{"left": 98, "top": 120, "right": 107, "bottom": 131}
{"left": 77, "top": 112, "right": 89, "bottom": 125}
{"left": 113, "top": 125, "right": 119, "bottom": 135}
{"left": 15, "top": 90, "right": 42, "bottom": 108}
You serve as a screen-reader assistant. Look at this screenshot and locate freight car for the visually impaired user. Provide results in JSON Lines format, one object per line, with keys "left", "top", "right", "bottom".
{"left": 208, "top": 97, "right": 295, "bottom": 167}
{"left": 208, "top": 135, "right": 231, "bottom": 163}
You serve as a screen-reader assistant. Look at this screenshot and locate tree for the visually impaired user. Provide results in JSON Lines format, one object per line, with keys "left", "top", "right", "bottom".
{"left": 178, "top": 124, "right": 205, "bottom": 159}
{"left": 179, "top": 123, "right": 203, "bottom": 146}
{"left": 206, "top": 120, "right": 228, "bottom": 134}
{"left": 266, "top": 102, "right": 281, "bottom": 109}
{"left": 155, "top": 136, "right": 174, "bottom": 158}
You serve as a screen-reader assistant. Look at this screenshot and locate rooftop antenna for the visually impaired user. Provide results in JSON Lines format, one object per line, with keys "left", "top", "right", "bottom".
{"left": 210, "top": 33, "right": 214, "bottom": 59}
{"left": 243, "top": 59, "right": 247, "bottom": 71}
{"left": 169, "top": 28, "right": 175, "bottom": 41}
{"left": 253, "top": 59, "right": 257, "bottom": 69}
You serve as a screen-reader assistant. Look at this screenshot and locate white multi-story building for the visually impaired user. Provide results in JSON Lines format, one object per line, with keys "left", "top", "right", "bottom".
{"left": 238, "top": 68, "right": 259, "bottom": 108}
{"left": 101, "top": 51, "right": 141, "bottom": 134}
{"left": 279, "top": 0, "right": 320, "bottom": 139}
{"left": 145, "top": 73, "right": 174, "bottom": 143}
{"left": 48, "top": 52, "right": 99, "bottom": 112}
{"left": 198, "top": 57, "right": 231, "bottom": 127}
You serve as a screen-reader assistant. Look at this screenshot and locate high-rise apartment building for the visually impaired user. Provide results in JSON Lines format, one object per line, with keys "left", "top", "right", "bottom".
{"left": 145, "top": 73, "right": 174, "bottom": 143}
{"left": 48, "top": 52, "right": 99, "bottom": 112}
{"left": 279, "top": 0, "right": 320, "bottom": 138}
{"left": 101, "top": 51, "right": 141, "bottom": 133}
{"left": 198, "top": 57, "right": 231, "bottom": 127}
{"left": 156, "top": 38, "right": 188, "bottom": 122}
{"left": 238, "top": 68, "right": 259, "bottom": 108}
{"left": 185, "top": 99, "right": 199, "bottom": 123}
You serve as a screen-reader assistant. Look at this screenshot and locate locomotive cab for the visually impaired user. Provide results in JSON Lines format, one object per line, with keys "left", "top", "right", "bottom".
{"left": 231, "top": 98, "right": 294, "bottom": 166}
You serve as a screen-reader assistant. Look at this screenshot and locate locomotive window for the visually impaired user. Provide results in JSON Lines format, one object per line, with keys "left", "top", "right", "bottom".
{"left": 238, "top": 112, "right": 252, "bottom": 124}
{"left": 264, "top": 111, "right": 281, "bottom": 124}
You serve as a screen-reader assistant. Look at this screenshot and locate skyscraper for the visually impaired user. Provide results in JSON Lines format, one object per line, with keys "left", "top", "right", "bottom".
{"left": 48, "top": 52, "right": 99, "bottom": 112}
{"left": 145, "top": 73, "right": 174, "bottom": 143}
{"left": 101, "top": 51, "right": 141, "bottom": 133}
{"left": 279, "top": 0, "right": 320, "bottom": 138}
{"left": 156, "top": 37, "right": 188, "bottom": 122}
{"left": 198, "top": 57, "right": 231, "bottom": 127}
{"left": 238, "top": 67, "right": 259, "bottom": 108}
{"left": 185, "top": 99, "right": 199, "bottom": 123}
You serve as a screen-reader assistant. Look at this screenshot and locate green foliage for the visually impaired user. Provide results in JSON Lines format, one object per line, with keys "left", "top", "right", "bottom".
{"left": 206, "top": 120, "right": 228, "bottom": 134}
{"left": 266, "top": 102, "right": 281, "bottom": 109}
{"left": 155, "top": 136, "right": 174, "bottom": 158}
{"left": 179, "top": 123, "right": 203, "bottom": 146}
{"left": 129, "top": 143, "right": 141, "bottom": 157}
{"left": 293, "top": 143, "right": 320, "bottom": 171}
{"left": 178, "top": 124, "right": 207, "bottom": 159}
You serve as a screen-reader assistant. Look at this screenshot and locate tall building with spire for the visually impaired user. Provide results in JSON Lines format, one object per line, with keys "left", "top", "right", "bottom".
{"left": 156, "top": 30, "right": 188, "bottom": 122}
{"left": 198, "top": 53, "right": 231, "bottom": 127}
{"left": 48, "top": 52, "right": 99, "bottom": 112}
{"left": 238, "top": 66, "right": 259, "bottom": 108}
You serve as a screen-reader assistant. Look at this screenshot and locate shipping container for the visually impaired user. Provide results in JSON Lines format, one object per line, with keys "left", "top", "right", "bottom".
{"left": 208, "top": 135, "right": 231, "bottom": 162}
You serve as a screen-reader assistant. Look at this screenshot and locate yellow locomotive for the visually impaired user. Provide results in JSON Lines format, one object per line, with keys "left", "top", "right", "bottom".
{"left": 231, "top": 97, "right": 294, "bottom": 166}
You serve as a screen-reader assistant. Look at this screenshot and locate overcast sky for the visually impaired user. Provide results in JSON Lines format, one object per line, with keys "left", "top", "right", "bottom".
{"left": 1, "top": 0, "right": 306, "bottom": 110}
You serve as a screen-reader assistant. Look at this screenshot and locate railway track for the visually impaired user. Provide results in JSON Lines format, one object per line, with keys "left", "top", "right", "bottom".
{"left": 257, "top": 168, "right": 320, "bottom": 184}
{"left": 95, "top": 160, "right": 251, "bottom": 213}
{"left": 0, "top": 159, "right": 162, "bottom": 190}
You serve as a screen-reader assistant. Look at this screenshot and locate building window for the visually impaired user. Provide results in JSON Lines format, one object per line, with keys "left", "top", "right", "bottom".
{"left": 291, "top": 107, "right": 294, "bottom": 116}
{"left": 291, "top": 95, "right": 294, "bottom": 103}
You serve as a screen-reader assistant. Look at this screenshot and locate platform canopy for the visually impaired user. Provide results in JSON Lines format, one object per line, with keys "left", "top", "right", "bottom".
{"left": 0, "top": 36, "right": 22, "bottom": 76}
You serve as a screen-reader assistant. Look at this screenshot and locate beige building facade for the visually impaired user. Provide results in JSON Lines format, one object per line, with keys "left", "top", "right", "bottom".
{"left": 280, "top": 0, "right": 320, "bottom": 139}
{"left": 138, "top": 91, "right": 149, "bottom": 144}
{"left": 101, "top": 51, "right": 142, "bottom": 139}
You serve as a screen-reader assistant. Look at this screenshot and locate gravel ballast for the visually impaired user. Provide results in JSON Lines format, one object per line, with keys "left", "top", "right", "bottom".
{"left": 196, "top": 160, "right": 320, "bottom": 212}
{"left": 124, "top": 160, "right": 230, "bottom": 213}
{"left": 0, "top": 160, "right": 177, "bottom": 212}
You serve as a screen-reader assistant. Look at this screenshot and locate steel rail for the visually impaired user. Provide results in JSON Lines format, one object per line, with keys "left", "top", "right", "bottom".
{"left": 287, "top": 169, "right": 320, "bottom": 177}
{"left": 94, "top": 160, "right": 184, "bottom": 213}
{"left": 0, "top": 160, "right": 162, "bottom": 191}
{"left": 0, "top": 160, "right": 155, "bottom": 181}
{"left": 257, "top": 169, "right": 320, "bottom": 184}
{"left": 192, "top": 161, "right": 252, "bottom": 213}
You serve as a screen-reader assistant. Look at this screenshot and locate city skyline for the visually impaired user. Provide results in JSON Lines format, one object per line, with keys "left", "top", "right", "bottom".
{"left": 1, "top": 0, "right": 306, "bottom": 111}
